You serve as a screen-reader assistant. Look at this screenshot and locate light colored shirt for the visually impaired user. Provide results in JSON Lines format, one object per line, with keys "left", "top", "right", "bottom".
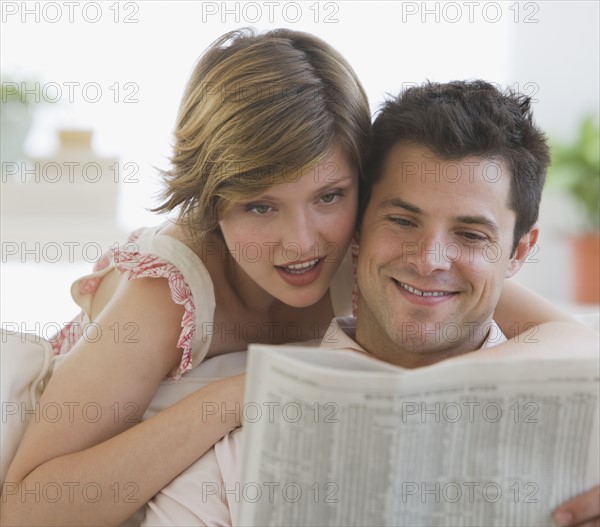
{"left": 141, "top": 317, "right": 507, "bottom": 526}
{"left": 322, "top": 316, "right": 507, "bottom": 353}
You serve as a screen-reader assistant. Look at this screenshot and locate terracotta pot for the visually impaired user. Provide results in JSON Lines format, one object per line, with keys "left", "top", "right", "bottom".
{"left": 571, "top": 233, "right": 600, "bottom": 304}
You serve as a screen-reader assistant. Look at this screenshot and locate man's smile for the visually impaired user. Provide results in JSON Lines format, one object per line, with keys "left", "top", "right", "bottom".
{"left": 396, "top": 280, "right": 457, "bottom": 297}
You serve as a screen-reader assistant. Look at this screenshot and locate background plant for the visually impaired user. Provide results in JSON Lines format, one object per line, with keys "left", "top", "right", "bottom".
{"left": 548, "top": 115, "right": 600, "bottom": 232}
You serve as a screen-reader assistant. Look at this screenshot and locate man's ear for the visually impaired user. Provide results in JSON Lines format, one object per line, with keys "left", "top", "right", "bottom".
{"left": 506, "top": 224, "right": 540, "bottom": 278}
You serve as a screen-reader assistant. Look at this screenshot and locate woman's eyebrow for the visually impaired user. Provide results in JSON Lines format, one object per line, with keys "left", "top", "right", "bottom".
{"left": 258, "top": 174, "right": 355, "bottom": 200}
{"left": 317, "top": 173, "right": 355, "bottom": 186}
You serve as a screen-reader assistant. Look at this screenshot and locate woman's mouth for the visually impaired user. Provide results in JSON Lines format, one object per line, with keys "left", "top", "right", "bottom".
{"left": 276, "top": 258, "right": 324, "bottom": 286}
{"left": 279, "top": 258, "right": 320, "bottom": 274}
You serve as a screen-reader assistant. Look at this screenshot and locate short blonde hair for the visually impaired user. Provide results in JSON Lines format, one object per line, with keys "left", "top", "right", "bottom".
{"left": 154, "top": 28, "right": 371, "bottom": 243}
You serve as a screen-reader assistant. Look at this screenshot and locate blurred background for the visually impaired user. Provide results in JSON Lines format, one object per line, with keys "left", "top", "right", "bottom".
{"left": 1, "top": 0, "right": 599, "bottom": 333}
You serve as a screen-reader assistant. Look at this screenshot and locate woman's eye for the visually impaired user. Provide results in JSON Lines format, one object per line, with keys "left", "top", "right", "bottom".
{"left": 320, "top": 192, "right": 341, "bottom": 204}
{"left": 248, "top": 204, "right": 272, "bottom": 215}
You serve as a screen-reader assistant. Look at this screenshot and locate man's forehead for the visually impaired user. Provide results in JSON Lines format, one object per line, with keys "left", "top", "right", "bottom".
{"left": 382, "top": 142, "right": 509, "bottom": 182}
{"left": 376, "top": 143, "right": 512, "bottom": 204}
{"left": 370, "top": 142, "right": 516, "bottom": 228}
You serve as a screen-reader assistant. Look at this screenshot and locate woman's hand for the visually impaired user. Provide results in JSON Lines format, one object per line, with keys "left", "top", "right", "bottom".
{"left": 555, "top": 486, "right": 600, "bottom": 527}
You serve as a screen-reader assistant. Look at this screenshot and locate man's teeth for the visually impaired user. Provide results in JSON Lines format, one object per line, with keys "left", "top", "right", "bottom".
{"left": 283, "top": 259, "right": 319, "bottom": 274}
{"left": 399, "top": 282, "right": 452, "bottom": 297}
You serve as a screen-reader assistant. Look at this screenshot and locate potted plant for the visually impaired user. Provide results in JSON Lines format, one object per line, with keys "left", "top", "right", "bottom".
{"left": 548, "top": 115, "right": 600, "bottom": 304}
{"left": 0, "top": 75, "right": 37, "bottom": 165}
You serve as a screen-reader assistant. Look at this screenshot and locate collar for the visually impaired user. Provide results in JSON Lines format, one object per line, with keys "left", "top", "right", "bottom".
{"left": 320, "top": 317, "right": 366, "bottom": 353}
{"left": 320, "top": 317, "right": 507, "bottom": 354}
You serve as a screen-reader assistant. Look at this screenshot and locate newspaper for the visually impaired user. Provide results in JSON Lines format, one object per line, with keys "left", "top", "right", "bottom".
{"left": 238, "top": 345, "right": 600, "bottom": 526}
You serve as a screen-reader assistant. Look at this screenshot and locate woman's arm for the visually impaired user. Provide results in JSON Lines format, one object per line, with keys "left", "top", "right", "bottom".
{"left": 478, "top": 279, "right": 597, "bottom": 357}
{"left": 1, "top": 276, "right": 244, "bottom": 527}
{"left": 494, "top": 280, "right": 578, "bottom": 339}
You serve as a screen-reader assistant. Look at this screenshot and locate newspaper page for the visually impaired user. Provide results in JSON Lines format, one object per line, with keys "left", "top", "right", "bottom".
{"left": 238, "top": 345, "right": 600, "bottom": 527}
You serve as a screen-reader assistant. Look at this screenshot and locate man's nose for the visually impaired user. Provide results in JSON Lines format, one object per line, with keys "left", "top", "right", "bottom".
{"left": 405, "top": 231, "right": 455, "bottom": 275}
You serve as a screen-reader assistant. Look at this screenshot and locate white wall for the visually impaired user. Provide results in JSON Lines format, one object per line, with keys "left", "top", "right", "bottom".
{"left": 507, "top": 0, "right": 600, "bottom": 302}
{"left": 1, "top": 1, "right": 599, "bottom": 329}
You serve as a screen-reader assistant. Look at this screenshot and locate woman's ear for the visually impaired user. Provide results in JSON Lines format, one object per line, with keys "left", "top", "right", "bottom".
{"left": 506, "top": 224, "right": 540, "bottom": 278}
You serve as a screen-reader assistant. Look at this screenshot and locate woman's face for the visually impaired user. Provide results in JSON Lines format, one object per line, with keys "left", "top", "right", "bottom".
{"left": 219, "top": 146, "right": 358, "bottom": 308}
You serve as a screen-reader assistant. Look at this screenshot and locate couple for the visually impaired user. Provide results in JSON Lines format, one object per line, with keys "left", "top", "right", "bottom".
{"left": 1, "top": 28, "right": 597, "bottom": 526}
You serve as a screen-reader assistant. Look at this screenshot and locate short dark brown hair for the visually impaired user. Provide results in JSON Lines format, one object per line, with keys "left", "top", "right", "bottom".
{"left": 362, "top": 80, "right": 551, "bottom": 253}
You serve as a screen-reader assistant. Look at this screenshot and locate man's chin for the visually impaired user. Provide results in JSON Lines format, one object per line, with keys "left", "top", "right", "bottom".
{"left": 393, "top": 335, "right": 475, "bottom": 367}
{"left": 392, "top": 315, "right": 460, "bottom": 337}
{"left": 392, "top": 318, "right": 473, "bottom": 348}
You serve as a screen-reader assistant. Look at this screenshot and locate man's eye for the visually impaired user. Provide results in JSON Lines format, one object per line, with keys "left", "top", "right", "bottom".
{"left": 390, "top": 217, "right": 414, "bottom": 227}
{"left": 461, "top": 232, "right": 487, "bottom": 241}
{"left": 247, "top": 204, "right": 272, "bottom": 215}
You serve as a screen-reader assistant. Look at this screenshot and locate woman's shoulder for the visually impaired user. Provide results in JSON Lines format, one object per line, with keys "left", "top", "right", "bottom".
{"left": 115, "top": 222, "right": 214, "bottom": 291}
{"left": 58, "top": 224, "right": 220, "bottom": 375}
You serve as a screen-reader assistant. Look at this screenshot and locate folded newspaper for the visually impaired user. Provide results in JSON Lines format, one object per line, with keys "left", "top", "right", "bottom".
{"left": 238, "top": 345, "right": 599, "bottom": 526}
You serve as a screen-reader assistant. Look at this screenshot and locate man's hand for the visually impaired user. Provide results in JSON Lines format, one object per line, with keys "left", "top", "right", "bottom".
{"left": 554, "top": 486, "right": 600, "bottom": 526}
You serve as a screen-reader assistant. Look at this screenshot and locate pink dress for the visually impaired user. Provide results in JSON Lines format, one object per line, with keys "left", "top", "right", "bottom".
{"left": 49, "top": 223, "right": 355, "bottom": 380}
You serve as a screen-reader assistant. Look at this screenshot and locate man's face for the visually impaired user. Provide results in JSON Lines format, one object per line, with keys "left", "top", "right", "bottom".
{"left": 355, "top": 142, "right": 537, "bottom": 367}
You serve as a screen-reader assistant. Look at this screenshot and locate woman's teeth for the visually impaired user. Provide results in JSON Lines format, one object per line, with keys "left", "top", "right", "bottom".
{"left": 282, "top": 259, "right": 319, "bottom": 274}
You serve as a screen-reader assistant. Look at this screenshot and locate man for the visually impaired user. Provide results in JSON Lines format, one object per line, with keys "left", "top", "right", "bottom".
{"left": 142, "top": 81, "right": 599, "bottom": 527}
{"left": 351, "top": 79, "right": 543, "bottom": 367}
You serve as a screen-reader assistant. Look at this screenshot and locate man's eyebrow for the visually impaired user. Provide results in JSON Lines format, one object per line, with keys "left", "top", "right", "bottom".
{"left": 380, "top": 199, "right": 500, "bottom": 235}
{"left": 455, "top": 215, "right": 500, "bottom": 235}
{"left": 379, "top": 198, "right": 422, "bottom": 214}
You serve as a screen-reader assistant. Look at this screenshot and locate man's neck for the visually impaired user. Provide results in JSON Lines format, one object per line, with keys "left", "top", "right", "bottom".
{"left": 354, "top": 311, "right": 493, "bottom": 369}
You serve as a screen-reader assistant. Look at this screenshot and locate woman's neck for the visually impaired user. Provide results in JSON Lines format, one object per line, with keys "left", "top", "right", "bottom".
{"left": 221, "top": 249, "right": 281, "bottom": 315}
{"left": 181, "top": 230, "right": 278, "bottom": 316}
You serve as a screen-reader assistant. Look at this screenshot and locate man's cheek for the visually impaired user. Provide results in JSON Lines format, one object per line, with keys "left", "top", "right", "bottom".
{"left": 458, "top": 246, "right": 498, "bottom": 273}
